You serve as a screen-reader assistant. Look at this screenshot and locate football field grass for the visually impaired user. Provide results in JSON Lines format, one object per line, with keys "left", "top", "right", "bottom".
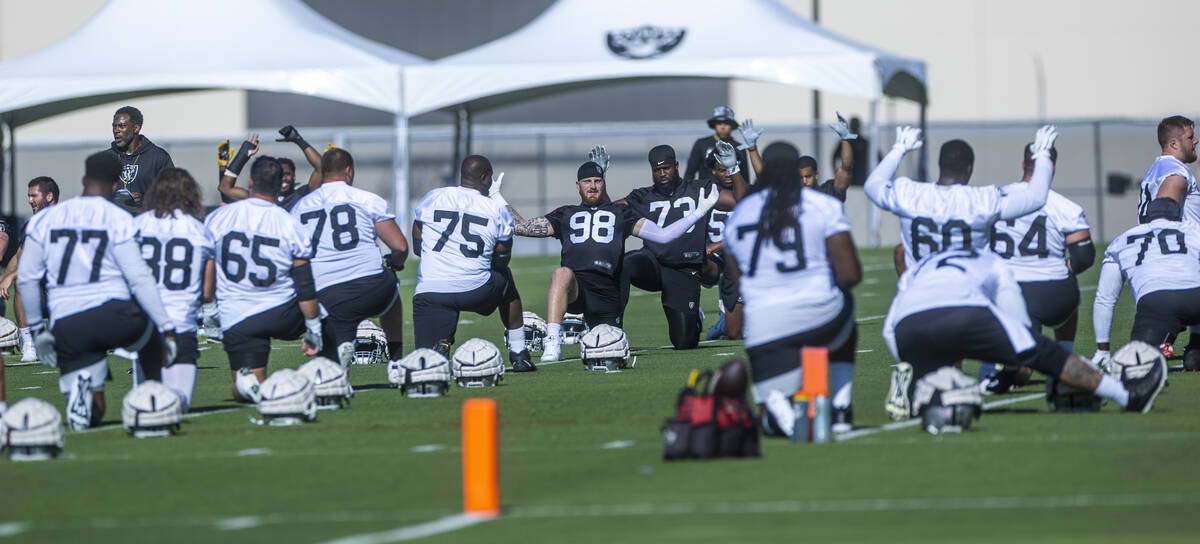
{"left": 2, "top": 248, "right": 1199, "bottom": 543}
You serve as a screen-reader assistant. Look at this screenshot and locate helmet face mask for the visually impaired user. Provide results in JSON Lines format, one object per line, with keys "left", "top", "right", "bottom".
{"left": 580, "top": 324, "right": 631, "bottom": 371}
{"left": 911, "top": 367, "right": 982, "bottom": 434}
{"left": 391, "top": 348, "right": 452, "bottom": 398}
{"left": 353, "top": 321, "right": 388, "bottom": 365}
{"left": 560, "top": 313, "right": 588, "bottom": 345}
{"left": 521, "top": 311, "right": 547, "bottom": 353}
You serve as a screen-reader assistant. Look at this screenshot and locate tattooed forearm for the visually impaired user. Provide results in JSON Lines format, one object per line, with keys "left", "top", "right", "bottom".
{"left": 514, "top": 216, "right": 553, "bottom": 238}
{"left": 506, "top": 205, "right": 526, "bottom": 223}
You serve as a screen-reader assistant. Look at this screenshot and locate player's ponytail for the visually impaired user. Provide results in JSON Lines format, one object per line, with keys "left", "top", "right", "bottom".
{"left": 144, "top": 168, "right": 203, "bottom": 220}
{"left": 755, "top": 142, "right": 804, "bottom": 246}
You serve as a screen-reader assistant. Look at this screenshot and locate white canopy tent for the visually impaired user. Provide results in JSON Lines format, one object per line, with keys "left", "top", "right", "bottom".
{"left": 0, "top": 0, "right": 425, "bottom": 219}
{"left": 404, "top": 0, "right": 928, "bottom": 245}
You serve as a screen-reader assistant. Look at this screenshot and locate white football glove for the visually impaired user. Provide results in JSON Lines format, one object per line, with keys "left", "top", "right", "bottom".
{"left": 1091, "top": 349, "right": 1111, "bottom": 374}
{"left": 32, "top": 324, "right": 57, "bottom": 369}
{"left": 487, "top": 172, "right": 508, "bottom": 207}
{"left": 161, "top": 332, "right": 178, "bottom": 367}
{"left": 1030, "top": 125, "right": 1058, "bottom": 159}
{"left": 829, "top": 112, "right": 857, "bottom": 140}
{"left": 737, "top": 119, "right": 763, "bottom": 151}
{"left": 587, "top": 145, "right": 610, "bottom": 173}
{"left": 714, "top": 141, "right": 740, "bottom": 175}
{"left": 303, "top": 318, "right": 323, "bottom": 354}
{"left": 892, "top": 126, "right": 923, "bottom": 153}
{"left": 693, "top": 183, "right": 720, "bottom": 217}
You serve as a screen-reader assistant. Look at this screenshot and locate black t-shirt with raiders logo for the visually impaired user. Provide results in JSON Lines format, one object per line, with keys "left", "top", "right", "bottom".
{"left": 544, "top": 202, "right": 642, "bottom": 277}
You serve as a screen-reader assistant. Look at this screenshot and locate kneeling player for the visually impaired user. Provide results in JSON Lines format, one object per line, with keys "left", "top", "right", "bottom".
{"left": 617, "top": 144, "right": 743, "bottom": 350}
{"left": 500, "top": 160, "right": 718, "bottom": 361}
{"left": 411, "top": 155, "right": 533, "bottom": 371}
{"left": 725, "top": 151, "right": 862, "bottom": 434}
{"left": 1093, "top": 198, "right": 1200, "bottom": 370}
{"left": 204, "top": 157, "right": 323, "bottom": 401}
{"left": 290, "top": 148, "right": 408, "bottom": 365}
{"left": 18, "top": 153, "right": 178, "bottom": 429}
{"left": 884, "top": 249, "right": 1164, "bottom": 423}
{"left": 135, "top": 168, "right": 214, "bottom": 409}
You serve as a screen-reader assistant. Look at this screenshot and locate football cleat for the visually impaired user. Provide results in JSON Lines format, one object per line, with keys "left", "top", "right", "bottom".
{"left": 452, "top": 338, "right": 505, "bottom": 388}
{"left": 235, "top": 367, "right": 262, "bottom": 403}
{"left": 832, "top": 406, "right": 853, "bottom": 434}
{"left": 389, "top": 348, "right": 452, "bottom": 398}
{"left": 121, "top": 380, "right": 184, "bottom": 437}
{"left": 510, "top": 350, "right": 537, "bottom": 372}
{"left": 560, "top": 313, "right": 587, "bottom": 345}
{"left": 1, "top": 398, "right": 64, "bottom": 461}
{"left": 912, "top": 367, "right": 982, "bottom": 435}
{"left": 763, "top": 390, "right": 795, "bottom": 438}
{"left": 885, "top": 362, "right": 913, "bottom": 421}
{"left": 298, "top": 357, "right": 354, "bottom": 409}
{"left": 1111, "top": 341, "right": 1167, "bottom": 413}
{"left": 521, "top": 312, "right": 547, "bottom": 353}
{"left": 353, "top": 321, "right": 388, "bottom": 365}
{"left": 579, "top": 324, "right": 630, "bottom": 371}
{"left": 66, "top": 371, "right": 93, "bottom": 431}
{"left": 258, "top": 369, "right": 318, "bottom": 425}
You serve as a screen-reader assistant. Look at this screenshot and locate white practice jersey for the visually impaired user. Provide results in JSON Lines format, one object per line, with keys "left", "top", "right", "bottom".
{"left": 1137, "top": 156, "right": 1199, "bottom": 224}
{"left": 290, "top": 181, "right": 394, "bottom": 292}
{"left": 989, "top": 189, "right": 1090, "bottom": 282}
{"left": 1101, "top": 219, "right": 1200, "bottom": 303}
{"left": 884, "top": 249, "right": 1034, "bottom": 359}
{"left": 21, "top": 196, "right": 138, "bottom": 321}
{"left": 204, "top": 198, "right": 312, "bottom": 330}
{"left": 413, "top": 186, "right": 513, "bottom": 295}
{"left": 872, "top": 176, "right": 1009, "bottom": 269}
{"left": 724, "top": 189, "right": 850, "bottom": 347}
{"left": 134, "top": 210, "right": 214, "bottom": 333}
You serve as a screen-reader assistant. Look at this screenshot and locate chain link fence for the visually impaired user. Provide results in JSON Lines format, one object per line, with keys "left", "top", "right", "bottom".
{"left": 3, "top": 118, "right": 1177, "bottom": 253}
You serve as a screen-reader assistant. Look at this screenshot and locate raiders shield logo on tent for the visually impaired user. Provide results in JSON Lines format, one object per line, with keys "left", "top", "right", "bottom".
{"left": 606, "top": 25, "right": 685, "bottom": 60}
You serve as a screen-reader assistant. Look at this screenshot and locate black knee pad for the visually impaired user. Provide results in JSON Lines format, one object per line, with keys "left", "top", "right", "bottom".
{"left": 665, "top": 309, "right": 700, "bottom": 350}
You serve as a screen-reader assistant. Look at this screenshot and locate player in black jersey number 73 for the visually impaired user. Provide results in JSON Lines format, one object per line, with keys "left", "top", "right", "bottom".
{"left": 500, "top": 159, "right": 719, "bottom": 362}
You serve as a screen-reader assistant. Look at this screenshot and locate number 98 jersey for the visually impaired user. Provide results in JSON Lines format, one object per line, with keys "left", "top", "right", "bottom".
{"left": 203, "top": 198, "right": 313, "bottom": 330}
{"left": 724, "top": 189, "right": 851, "bottom": 347}
{"left": 413, "top": 186, "right": 513, "bottom": 295}
{"left": 134, "top": 210, "right": 214, "bottom": 333}
{"left": 989, "top": 189, "right": 1089, "bottom": 282}
{"left": 544, "top": 203, "right": 641, "bottom": 276}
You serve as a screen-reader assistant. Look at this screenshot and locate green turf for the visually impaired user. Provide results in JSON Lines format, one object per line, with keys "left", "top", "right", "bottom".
{"left": 2, "top": 248, "right": 1198, "bottom": 543}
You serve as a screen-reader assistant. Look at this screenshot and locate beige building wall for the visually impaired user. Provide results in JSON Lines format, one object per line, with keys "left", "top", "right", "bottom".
{"left": 733, "top": 0, "right": 1199, "bottom": 125}
{"left": 0, "top": 0, "right": 245, "bottom": 142}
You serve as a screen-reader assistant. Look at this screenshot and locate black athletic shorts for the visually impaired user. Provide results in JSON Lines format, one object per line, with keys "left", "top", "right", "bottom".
{"left": 718, "top": 267, "right": 742, "bottom": 312}
{"left": 621, "top": 249, "right": 702, "bottom": 314}
{"left": 412, "top": 268, "right": 519, "bottom": 349}
{"left": 745, "top": 296, "right": 856, "bottom": 385}
{"left": 317, "top": 271, "right": 398, "bottom": 359}
{"left": 1018, "top": 275, "right": 1079, "bottom": 330}
{"left": 894, "top": 306, "right": 1069, "bottom": 380}
{"left": 1130, "top": 287, "right": 1200, "bottom": 346}
{"left": 175, "top": 331, "right": 199, "bottom": 366}
{"left": 222, "top": 299, "right": 306, "bottom": 371}
{"left": 567, "top": 269, "right": 622, "bottom": 327}
{"left": 52, "top": 299, "right": 152, "bottom": 374}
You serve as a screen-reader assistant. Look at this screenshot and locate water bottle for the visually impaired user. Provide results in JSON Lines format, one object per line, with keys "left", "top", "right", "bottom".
{"left": 791, "top": 395, "right": 809, "bottom": 443}
{"left": 812, "top": 395, "right": 832, "bottom": 443}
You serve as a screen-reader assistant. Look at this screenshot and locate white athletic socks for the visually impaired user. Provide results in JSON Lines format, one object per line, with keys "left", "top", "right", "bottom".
{"left": 1094, "top": 374, "right": 1129, "bottom": 408}
{"left": 546, "top": 322, "right": 562, "bottom": 340}
{"left": 162, "top": 364, "right": 197, "bottom": 411}
{"left": 506, "top": 327, "right": 527, "bottom": 353}
{"left": 19, "top": 327, "right": 32, "bottom": 347}
{"left": 830, "top": 362, "right": 854, "bottom": 409}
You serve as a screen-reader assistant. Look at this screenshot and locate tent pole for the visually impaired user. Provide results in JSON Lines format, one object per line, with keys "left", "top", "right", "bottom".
{"left": 452, "top": 108, "right": 465, "bottom": 182}
{"left": 917, "top": 101, "right": 928, "bottom": 181}
{"left": 0, "top": 120, "right": 7, "bottom": 217}
{"left": 393, "top": 113, "right": 410, "bottom": 226}
{"left": 867, "top": 99, "right": 880, "bottom": 247}
{"left": 464, "top": 108, "right": 473, "bottom": 157}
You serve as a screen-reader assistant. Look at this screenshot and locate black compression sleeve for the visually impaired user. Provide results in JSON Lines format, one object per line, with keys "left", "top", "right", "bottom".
{"left": 225, "top": 140, "right": 254, "bottom": 176}
{"left": 1067, "top": 239, "right": 1095, "bottom": 275}
{"left": 292, "top": 262, "right": 316, "bottom": 300}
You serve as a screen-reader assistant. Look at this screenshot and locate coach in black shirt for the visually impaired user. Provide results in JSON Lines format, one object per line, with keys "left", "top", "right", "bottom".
{"left": 107, "top": 106, "right": 174, "bottom": 212}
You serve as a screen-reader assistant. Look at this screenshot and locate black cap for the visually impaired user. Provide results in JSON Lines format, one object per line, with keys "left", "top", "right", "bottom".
{"left": 1145, "top": 197, "right": 1182, "bottom": 222}
{"left": 577, "top": 161, "right": 604, "bottom": 181}
{"left": 85, "top": 151, "right": 122, "bottom": 185}
{"left": 648, "top": 144, "right": 676, "bottom": 167}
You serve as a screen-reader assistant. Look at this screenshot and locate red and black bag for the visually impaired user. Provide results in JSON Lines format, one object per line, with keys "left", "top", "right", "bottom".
{"left": 662, "top": 368, "right": 759, "bottom": 460}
